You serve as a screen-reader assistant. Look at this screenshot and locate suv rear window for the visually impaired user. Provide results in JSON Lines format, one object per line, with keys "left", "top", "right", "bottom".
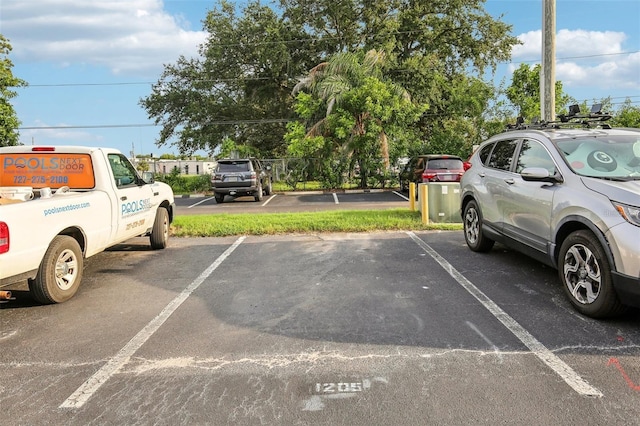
{"left": 217, "top": 161, "right": 250, "bottom": 172}
{"left": 426, "top": 158, "right": 463, "bottom": 170}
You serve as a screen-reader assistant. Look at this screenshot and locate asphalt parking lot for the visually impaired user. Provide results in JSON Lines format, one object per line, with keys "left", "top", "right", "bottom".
{"left": 1, "top": 225, "right": 639, "bottom": 425}
{"left": 174, "top": 190, "right": 410, "bottom": 215}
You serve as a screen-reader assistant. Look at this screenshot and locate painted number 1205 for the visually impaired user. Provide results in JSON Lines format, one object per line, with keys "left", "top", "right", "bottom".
{"left": 315, "top": 382, "right": 363, "bottom": 393}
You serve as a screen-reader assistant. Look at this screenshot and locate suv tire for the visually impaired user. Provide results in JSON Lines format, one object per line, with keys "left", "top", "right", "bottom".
{"left": 254, "top": 182, "right": 263, "bottom": 202}
{"left": 463, "top": 200, "right": 495, "bottom": 252}
{"left": 214, "top": 194, "right": 224, "bottom": 204}
{"left": 558, "top": 230, "right": 626, "bottom": 318}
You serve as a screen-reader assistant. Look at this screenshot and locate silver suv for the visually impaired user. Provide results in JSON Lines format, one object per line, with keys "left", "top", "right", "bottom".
{"left": 460, "top": 108, "right": 640, "bottom": 318}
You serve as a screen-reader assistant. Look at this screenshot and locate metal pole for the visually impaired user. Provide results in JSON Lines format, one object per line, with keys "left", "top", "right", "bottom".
{"left": 541, "top": 0, "right": 556, "bottom": 122}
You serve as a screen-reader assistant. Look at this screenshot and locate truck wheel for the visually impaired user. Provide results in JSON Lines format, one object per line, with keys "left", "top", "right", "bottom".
{"left": 29, "top": 236, "right": 83, "bottom": 304}
{"left": 214, "top": 193, "right": 224, "bottom": 204}
{"left": 558, "top": 230, "right": 626, "bottom": 318}
{"left": 150, "top": 207, "right": 169, "bottom": 250}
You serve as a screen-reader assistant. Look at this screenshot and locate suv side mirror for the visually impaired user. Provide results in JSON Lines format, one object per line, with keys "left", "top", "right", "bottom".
{"left": 521, "top": 167, "right": 563, "bottom": 183}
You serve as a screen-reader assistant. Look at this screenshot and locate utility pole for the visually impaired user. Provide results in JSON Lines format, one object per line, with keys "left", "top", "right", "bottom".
{"left": 541, "top": 0, "right": 556, "bottom": 122}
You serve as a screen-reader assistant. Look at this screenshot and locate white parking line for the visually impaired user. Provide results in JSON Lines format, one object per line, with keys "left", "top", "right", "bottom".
{"left": 262, "top": 194, "right": 276, "bottom": 206}
{"left": 333, "top": 193, "right": 339, "bottom": 204}
{"left": 187, "top": 197, "right": 213, "bottom": 208}
{"left": 406, "top": 231, "right": 603, "bottom": 398}
{"left": 393, "top": 191, "right": 409, "bottom": 201}
{"left": 60, "top": 236, "right": 247, "bottom": 409}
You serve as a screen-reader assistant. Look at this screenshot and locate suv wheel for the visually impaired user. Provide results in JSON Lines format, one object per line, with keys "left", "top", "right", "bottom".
{"left": 264, "top": 179, "right": 272, "bottom": 196}
{"left": 254, "top": 182, "right": 263, "bottom": 202}
{"left": 463, "top": 200, "right": 494, "bottom": 252}
{"left": 558, "top": 230, "right": 626, "bottom": 318}
{"left": 214, "top": 194, "right": 224, "bottom": 204}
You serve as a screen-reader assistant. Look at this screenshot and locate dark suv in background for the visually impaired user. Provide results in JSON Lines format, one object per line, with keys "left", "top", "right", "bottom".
{"left": 211, "top": 158, "right": 272, "bottom": 203}
{"left": 399, "top": 154, "right": 465, "bottom": 192}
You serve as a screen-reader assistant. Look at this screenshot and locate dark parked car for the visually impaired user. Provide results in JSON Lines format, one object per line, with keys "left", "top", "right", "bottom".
{"left": 399, "top": 154, "right": 465, "bottom": 192}
{"left": 460, "top": 105, "right": 640, "bottom": 318}
{"left": 211, "top": 158, "right": 272, "bottom": 203}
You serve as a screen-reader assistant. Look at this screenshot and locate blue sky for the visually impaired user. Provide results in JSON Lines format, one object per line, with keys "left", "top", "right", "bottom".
{"left": 2, "top": 0, "right": 639, "bottom": 157}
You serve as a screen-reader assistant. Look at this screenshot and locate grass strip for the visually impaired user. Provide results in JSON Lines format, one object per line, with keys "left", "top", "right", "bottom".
{"left": 172, "top": 209, "right": 463, "bottom": 237}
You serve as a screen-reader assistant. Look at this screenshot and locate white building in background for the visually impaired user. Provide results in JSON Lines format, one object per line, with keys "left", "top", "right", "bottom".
{"left": 132, "top": 158, "right": 217, "bottom": 176}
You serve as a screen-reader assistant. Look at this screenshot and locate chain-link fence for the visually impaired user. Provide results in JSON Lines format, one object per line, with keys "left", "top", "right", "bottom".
{"left": 261, "top": 157, "right": 401, "bottom": 190}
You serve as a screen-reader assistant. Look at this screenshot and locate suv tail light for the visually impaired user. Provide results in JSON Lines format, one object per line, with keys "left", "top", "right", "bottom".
{"left": 0, "top": 222, "right": 9, "bottom": 254}
{"left": 422, "top": 172, "right": 436, "bottom": 181}
{"left": 463, "top": 161, "right": 472, "bottom": 171}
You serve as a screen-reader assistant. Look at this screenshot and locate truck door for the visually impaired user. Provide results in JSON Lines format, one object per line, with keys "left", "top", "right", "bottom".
{"left": 107, "top": 153, "right": 156, "bottom": 242}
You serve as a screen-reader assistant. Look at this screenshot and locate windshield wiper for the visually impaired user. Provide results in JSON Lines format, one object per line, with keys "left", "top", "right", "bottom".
{"left": 597, "top": 176, "right": 639, "bottom": 182}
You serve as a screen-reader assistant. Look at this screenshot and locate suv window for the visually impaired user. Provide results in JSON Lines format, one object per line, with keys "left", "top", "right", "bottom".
{"left": 478, "top": 143, "right": 494, "bottom": 165}
{"left": 488, "top": 140, "right": 518, "bottom": 171}
{"left": 427, "top": 158, "right": 463, "bottom": 170}
{"left": 217, "top": 161, "right": 250, "bottom": 172}
{"left": 515, "top": 139, "right": 556, "bottom": 174}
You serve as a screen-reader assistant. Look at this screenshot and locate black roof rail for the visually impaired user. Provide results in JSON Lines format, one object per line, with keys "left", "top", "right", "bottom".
{"left": 506, "top": 104, "right": 612, "bottom": 131}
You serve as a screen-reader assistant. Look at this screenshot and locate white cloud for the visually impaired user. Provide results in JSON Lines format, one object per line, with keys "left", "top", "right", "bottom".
{"left": 510, "top": 29, "right": 639, "bottom": 92}
{"left": 19, "top": 120, "right": 104, "bottom": 145}
{"left": 1, "top": 0, "right": 208, "bottom": 77}
{"left": 512, "top": 29, "right": 627, "bottom": 60}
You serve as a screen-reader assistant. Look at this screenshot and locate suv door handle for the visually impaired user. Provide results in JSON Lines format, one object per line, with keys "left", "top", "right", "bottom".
{"left": 504, "top": 178, "right": 515, "bottom": 185}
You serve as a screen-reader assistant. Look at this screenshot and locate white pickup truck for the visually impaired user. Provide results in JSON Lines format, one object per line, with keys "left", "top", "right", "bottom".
{"left": 0, "top": 145, "right": 175, "bottom": 304}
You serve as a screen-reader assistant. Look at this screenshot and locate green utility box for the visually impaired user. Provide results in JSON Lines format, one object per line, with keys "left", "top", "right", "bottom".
{"left": 417, "top": 182, "right": 462, "bottom": 223}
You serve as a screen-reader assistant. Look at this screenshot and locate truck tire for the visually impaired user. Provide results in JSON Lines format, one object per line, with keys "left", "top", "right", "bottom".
{"left": 29, "top": 235, "right": 83, "bottom": 304}
{"left": 150, "top": 207, "right": 169, "bottom": 250}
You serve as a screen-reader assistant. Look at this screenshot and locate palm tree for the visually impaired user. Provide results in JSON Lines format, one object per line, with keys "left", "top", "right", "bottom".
{"left": 293, "top": 49, "right": 411, "bottom": 172}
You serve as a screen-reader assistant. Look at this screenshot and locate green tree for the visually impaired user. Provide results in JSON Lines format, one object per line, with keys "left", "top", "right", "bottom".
{"left": 290, "top": 50, "right": 426, "bottom": 187}
{"left": 217, "top": 136, "right": 255, "bottom": 159}
{"left": 506, "top": 63, "right": 573, "bottom": 121}
{"left": 142, "top": 0, "right": 519, "bottom": 158}
{"left": 611, "top": 98, "right": 640, "bottom": 128}
{"left": 0, "top": 35, "right": 27, "bottom": 147}
{"left": 283, "top": 0, "right": 518, "bottom": 157}
{"left": 140, "top": 1, "right": 319, "bottom": 157}
{"left": 136, "top": 160, "right": 150, "bottom": 172}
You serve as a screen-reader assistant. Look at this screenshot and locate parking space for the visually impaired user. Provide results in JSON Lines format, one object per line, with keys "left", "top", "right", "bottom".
{"left": 176, "top": 190, "right": 409, "bottom": 214}
{"left": 2, "top": 231, "right": 639, "bottom": 425}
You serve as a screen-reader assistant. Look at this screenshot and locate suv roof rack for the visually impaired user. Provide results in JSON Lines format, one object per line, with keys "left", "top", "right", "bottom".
{"left": 506, "top": 104, "right": 612, "bottom": 131}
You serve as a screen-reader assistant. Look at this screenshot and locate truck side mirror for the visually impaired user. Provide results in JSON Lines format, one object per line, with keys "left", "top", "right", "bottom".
{"left": 142, "top": 172, "right": 155, "bottom": 184}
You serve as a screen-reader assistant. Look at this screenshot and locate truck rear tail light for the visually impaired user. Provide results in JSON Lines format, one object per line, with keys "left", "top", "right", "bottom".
{"left": 31, "top": 147, "right": 56, "bottom": 152}
{"left": 0, "top": 222, "right": 9, "bottom": 254}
